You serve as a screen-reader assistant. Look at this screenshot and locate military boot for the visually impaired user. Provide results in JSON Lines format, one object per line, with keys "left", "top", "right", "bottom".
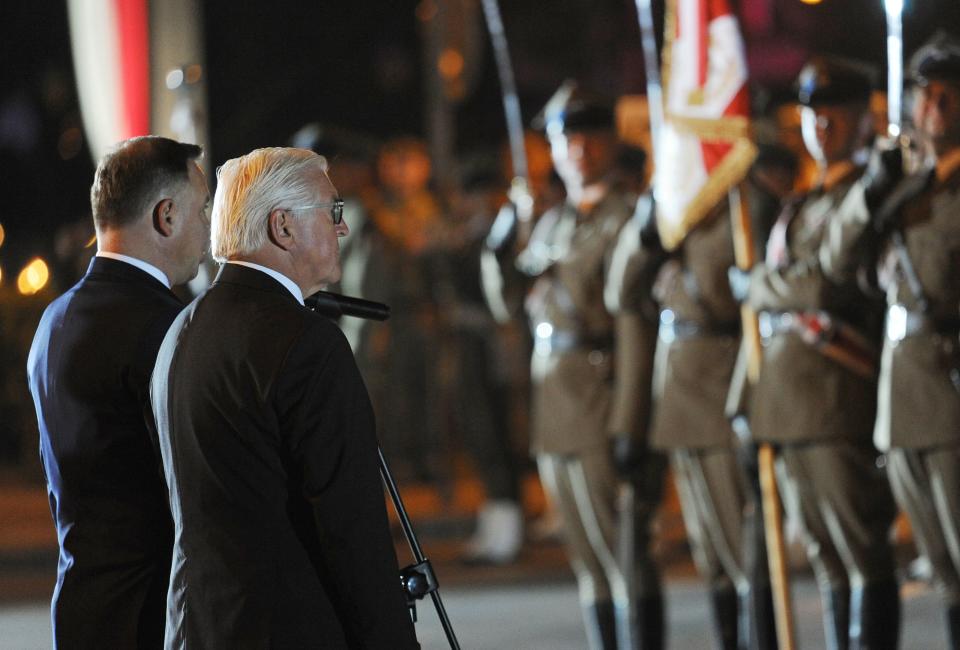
{"left": 849, "top": 580, "right": 899, "bottom": 650}
{"left": 583, "top": 600, "right": 618, "bottom": 650}
{"left": 946, "top": 604, "right": 960, "bottom": 650}
{"left": 739, "top": 583, "right": 778, "bottom": 649}
{"left": 711, "top": 586, "right": 739, "bottom": 650}
{"left": 460, "top": 499, "right": 523, "bottom": 565}
{"left": 636, "top": 593, "right": 665, "bottom": 649}
{"left": 822, "top": 588, "right": 851, "bottom": 650}
{"left": 614, "top": 593, "right": 664, "bottom": 650}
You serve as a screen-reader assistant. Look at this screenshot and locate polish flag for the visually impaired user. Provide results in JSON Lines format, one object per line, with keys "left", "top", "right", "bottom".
{"left": 67, "top": 0, "right": 151, "bottom": 160}
{"left": 654, "top": 0, "right": 757, "bottom": 250}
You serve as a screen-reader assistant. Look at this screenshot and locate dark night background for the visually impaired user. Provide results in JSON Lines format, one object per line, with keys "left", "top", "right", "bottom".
{"left": 0, "top": 0, "right": 958, "bottom": 273}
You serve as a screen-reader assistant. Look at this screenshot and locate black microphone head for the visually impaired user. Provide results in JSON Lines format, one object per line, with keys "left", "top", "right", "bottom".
{"left": 306, "top": 291, "right": 390, "bottom": 321}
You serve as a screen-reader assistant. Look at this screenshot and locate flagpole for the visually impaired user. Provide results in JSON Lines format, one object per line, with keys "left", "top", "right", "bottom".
{"left": 634, "top": 0, "right": 665, "bottom": 154}
{"left": 729, "top": 184, "right": 796, "bottom": 650}
{"left": 618, "top": 6, "right": 667, "bottom": 648}
{"left": 883, "top": 0, "right": 904, "bottom": 140}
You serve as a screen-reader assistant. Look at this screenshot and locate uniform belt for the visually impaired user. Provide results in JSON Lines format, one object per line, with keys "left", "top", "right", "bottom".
{"left": 533, "top": 322, "right": 613, "bottom": 354}
{"left": 885, "top": 304, "right": 960, "bottom": 343}
{"left": 658, "top": 309, "right": 739, "bottom": 343}
{"left": 758, "top": 311, "right": 795, "bottom": 339}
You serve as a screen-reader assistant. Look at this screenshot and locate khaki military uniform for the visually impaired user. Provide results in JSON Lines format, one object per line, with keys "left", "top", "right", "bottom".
{"left": 514, "top": 188, "right": 663, "bottom": 618}
{"left": 748, "top": 168, "right": 899, "bottom": 647}
{"left": 826, "top": 167, "right": 960, "bottom": 607}
{"left": 649, "top": 206, "right": 747, "bottom": 612}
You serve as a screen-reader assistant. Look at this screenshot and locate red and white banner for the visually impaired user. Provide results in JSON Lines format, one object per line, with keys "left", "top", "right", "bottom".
{"left": 67, "top": 0, "right": 151, "bottom": 160}
{"left": 655, "top": 0, "right": 757, "bottom": 250}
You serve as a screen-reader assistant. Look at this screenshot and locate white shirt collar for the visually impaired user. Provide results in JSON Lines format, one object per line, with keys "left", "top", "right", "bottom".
{"left": 225, "top": 261, "right": 305, "bottom": 305}
{"left": 96, "top": 251, "right": 171, "bottom": 289}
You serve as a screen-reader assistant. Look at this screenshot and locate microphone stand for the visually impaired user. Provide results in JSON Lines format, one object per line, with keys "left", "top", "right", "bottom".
{"left": 306, "top": 291, "right": 461, "bottom": 650}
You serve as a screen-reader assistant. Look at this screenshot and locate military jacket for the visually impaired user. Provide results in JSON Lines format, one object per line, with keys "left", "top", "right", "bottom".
{"left": 650, "top": 207, "right": 740, "bottom": 450}
{"left": 825, "top": 166, "right": 960, "bottom": 449}
{"left": 748, "top": 169, "right": 882, "bottom": 445}
{"left": 519, "top": 189, "right": 655, "bottom": 455}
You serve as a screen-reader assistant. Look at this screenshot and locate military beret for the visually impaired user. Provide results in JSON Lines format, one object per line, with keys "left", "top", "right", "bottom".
{"left": 534, "top": 80, "right": 616, "bottom": 136}
{"left": 796, "top": 56, "right": 875, "bottom": 106}
{"left": 909, "top": 31, "right": 960, "bottom": 85}
{"left": 289, "top": 122, "right": 379, "bottom": 161}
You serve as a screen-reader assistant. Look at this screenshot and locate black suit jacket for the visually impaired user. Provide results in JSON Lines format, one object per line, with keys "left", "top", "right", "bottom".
{"left": 27, "top": 256, "right": 183, "bottom": 649}
{"left": 151, "top": 264, "right": 418, "bottom": 649}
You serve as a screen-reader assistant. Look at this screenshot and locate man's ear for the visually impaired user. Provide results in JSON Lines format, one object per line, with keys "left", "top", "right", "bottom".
{"left": 152, "top": 199, "right": 175, "bottom": 237}
{"left": 267, "top": 208, "right": 294, "bottom": 250}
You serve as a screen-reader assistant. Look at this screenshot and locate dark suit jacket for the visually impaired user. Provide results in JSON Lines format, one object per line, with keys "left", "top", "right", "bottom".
{"left": 151, "top": 264, "right": 418, "bottom": 649}
{"left": 27, "top": 256, "right": 183, "bottom": 649}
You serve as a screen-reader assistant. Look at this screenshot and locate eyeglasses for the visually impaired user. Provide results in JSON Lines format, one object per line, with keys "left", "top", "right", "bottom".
{"left": 285, "top": 198, "right": 345, "bottom": 224}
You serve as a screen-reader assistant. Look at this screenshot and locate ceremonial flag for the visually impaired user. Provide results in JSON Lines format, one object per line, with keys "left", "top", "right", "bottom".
{"left": 655, "top": 0, "right": 757, "bottom": 250}
{"left": 67, "top": 0, "right": 208, "bottom": 162}
{"left": 67, "top": 0, "right": 150, "bottom": 160}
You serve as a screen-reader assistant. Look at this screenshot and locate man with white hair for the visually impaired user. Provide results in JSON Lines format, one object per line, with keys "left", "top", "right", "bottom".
{"left": 151, "top": 147, "right": 419, "bottom": 648}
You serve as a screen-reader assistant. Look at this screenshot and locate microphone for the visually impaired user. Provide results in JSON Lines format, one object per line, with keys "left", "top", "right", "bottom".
{"left": 305, "top": 290, "right": 390, "bottom": 321}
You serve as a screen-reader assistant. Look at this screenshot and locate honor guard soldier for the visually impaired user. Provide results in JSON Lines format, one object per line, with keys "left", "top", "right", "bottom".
{"left": 824, "top": 32, "right": 960, "bottom": 649}
{"left": 740, "top": 57, "right": 900, "bottom": 650}
{"left": 647, "top": 200, "right": 749, "bottom": 649}
{"left": 487, "top": 81, "right": 665, "bottom": 649}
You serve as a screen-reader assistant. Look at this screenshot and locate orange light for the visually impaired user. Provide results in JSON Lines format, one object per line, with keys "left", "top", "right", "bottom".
{"left": 0, "top": 222, "right": 5, "bottom": 248}
{"left": 185, "top": 64, "right": 203, "bottom": 84}
{"left": 17, "top": 258, "right": 50, "bottom": 295}
{"left": 437, "top": 49, "right": 464, "bottom": 80}
{"left": 799, "top": 0, "right": 823, "bottom": 4}
{"left": 416, "top": 0, "right": 437, "bottom": 22}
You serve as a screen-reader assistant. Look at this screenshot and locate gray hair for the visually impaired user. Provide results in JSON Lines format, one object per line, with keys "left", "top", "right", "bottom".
{"left": 210, "top": 147, "right": 328, "bottom": 262}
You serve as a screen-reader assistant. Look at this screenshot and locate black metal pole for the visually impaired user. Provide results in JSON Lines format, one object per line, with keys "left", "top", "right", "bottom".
{"left": 309, "top": 293, "right": 460, "bottom": 648}
{"left": 379, "top": 448, "right": 461, "bottom": 650}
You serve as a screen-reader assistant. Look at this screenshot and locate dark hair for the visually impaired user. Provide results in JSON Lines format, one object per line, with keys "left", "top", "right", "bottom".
{"left": 91, "top": 136, "right": 203, "bottom": 230}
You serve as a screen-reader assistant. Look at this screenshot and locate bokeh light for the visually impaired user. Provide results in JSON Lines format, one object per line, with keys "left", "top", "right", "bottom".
{"left": 17, "top": 258, "right": 50, "bottom": 296}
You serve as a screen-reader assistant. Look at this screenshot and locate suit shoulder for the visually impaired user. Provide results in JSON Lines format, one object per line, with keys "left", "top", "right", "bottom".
{"left": 296, "top": 309, "right": 353, "bottom": 355}
{"left": 231, "top": 293, "right": 351, "bottom": 359}
{"left": 273, "top": 310, "right": 360, "bottom": 401}
{"left": 77, "top": 272, "right": 183, "bottom": 318}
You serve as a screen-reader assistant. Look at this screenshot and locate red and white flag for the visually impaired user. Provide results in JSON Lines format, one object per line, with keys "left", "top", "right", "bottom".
{"left": 67, "top": 0, "right": 208, "bottom": 162}
{"left": 655, "top": 0, "right": 757, "bottom": 250}
{"left": 67, "top": 0, "right": 151, "bottom": 160}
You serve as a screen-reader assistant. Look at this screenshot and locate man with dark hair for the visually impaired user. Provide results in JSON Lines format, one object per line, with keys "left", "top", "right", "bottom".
{"left": 825, "top": 31, "right": 960, "bottom": 648}
{"left": 27, "top": 136, "right": 210, "bottom": 649}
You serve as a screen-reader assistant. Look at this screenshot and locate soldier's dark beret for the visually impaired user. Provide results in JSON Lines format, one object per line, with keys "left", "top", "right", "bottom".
{"left": 796, "top": 56, "right": 875, "bottom": 106}
{"left": 909, "top": 31, "right": 960, "bottom": 85}
{"left": 289, "top": 123, "right": 379, "bottom": 161}
{"left": 534, "top": 80, "right": 616, "bottom": 135}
